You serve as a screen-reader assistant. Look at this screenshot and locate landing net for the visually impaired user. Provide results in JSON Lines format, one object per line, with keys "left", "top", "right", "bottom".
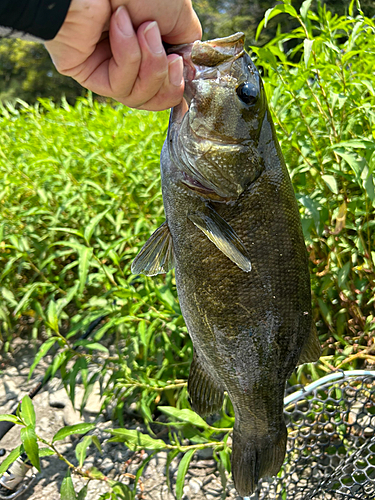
{"left": 248, "top": 370, "right": 375, "bottom": 500}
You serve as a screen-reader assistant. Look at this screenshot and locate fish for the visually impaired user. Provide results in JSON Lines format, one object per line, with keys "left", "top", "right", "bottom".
{"left": 131, "top": 32, "right": 321, "bottom": 497}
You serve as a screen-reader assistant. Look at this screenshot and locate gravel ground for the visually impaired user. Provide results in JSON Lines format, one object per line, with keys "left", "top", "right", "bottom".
{"left": 0, "top": 340, "right": 242, "bottom": 500}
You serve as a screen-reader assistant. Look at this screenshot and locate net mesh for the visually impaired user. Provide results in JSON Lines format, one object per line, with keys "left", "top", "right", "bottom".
{"left": 249, "top": 373, "right": 375, "bottom": 500}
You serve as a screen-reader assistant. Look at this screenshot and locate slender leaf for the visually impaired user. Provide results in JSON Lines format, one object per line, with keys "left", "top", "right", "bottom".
{"left": 105, "top": 428, "right": 166, "bottom": 450}
{"left": 75, "top": 435, "right": 92, "bottom": 467}
{"left": 21, "top": 395, "right": 36, "bottom": 427}
{"left": 77, "top": 485, "right": 88, "bottom": 500}
{"left": 304, "top": 39, "right": 314, "bottom": 68}
{"left": 20, "top": 425, "right": 40, "bottom": 471}
{"left": 47, "top": 300, "right": 59, "bottom": 332}
{"left": 0, "top": 414, "right": 22, "bottom": 424}
{"left": 175, "top": 449, "right": 196, "bottom": 500}
{"left": 52, "top": 423, "right": 96, "bottom": 443}
{"left": 158, "top": 407, "right": 209, "bottom": 429}
{"left": 60, "top": 469, "right": 77, "bottom": 500}
{"left": 0, "top": 446, "right": 22, "bottom": 475}
{"left": 39, "top": 448, "right": 56, "bottom": 457}
{"left": 322, "top": 174, "right": 338, "bottom": 194}
{"left": 78, "top": 247, "right": 93, "bottom": 294}
{"left": 28, "top": 337, "right": 58, "bottom": 380}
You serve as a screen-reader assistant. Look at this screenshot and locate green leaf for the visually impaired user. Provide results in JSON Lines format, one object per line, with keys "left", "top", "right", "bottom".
{"left": 158, "top": 407, "right": 209, "bottom": 429}
{"left": 330, "top": 140, "right": 375, "bottom": 150}
{"left": 13, "top": 283, "right": 49, "bottom": 316}
{"left": 78, "top": 247, "right": 93, "bottom": 294}
{"left": 334, "top": 150, "right": 363, "bottom": 178}
{"left": 304, "top": 38, "right": 314, "bottom": 68}
{"left": 322, "top": 174, "right": 338, "bottom": 194}
{"left": 50, "top": 227, "right": 84, "bottom": 238}
{"left": 47, "top": 300, "right": 59, "bottom": 332}
{"left": 338, "top": 262, "right": 351, "bottom": 289}
{"left": 0, "top": 446, "right": 22, "bottom": 475}
{"left": 91, "top": 435, "right": 102, "bottom": 453}
{"left": 175, "top": 449, "right": 196, "bottom": 500}
{"left": 21, "top": 395, "right": 36, "bottom": 427}
{"left": 39, "top": 448, "right": 56, "bottom": 457}
{"left": 60, "top": 469, "right": 77, "bottom": 500}
{"left": 73, "top": 340, "right": 109, "bottom": 353}
{"left": 77, "top": 485, "right": 88, "bottom": 500}
{"left": 105, "top": 429, "right": 167, "bottom": 450}
{"left": 135, "top": 451, "right": 157, "bottom": 485}
{"left": 29, "top": 337, "right": 58, "bottom": 380}
{"left": 52, "top": 423, "right": 96, "bottom": 443}
{"left": 300, "top": 0, "right": 313, "bottom": 23}
{"left": 256, "top": 4, "right": 298, "bottom": 40}
{"left": 75, "top": 435, "right": 92, "bottom": 467}
{"left": 364, "top": 174, "right": 375, "bottom": 202}
{"left": 0, "top": 414, "right": 22, "bottom": 424}
{"left": 20, "top": 425, "right": 40, "bottom": 471}
{"left": 84, "top": 208, "right": 111, "bottom": 245}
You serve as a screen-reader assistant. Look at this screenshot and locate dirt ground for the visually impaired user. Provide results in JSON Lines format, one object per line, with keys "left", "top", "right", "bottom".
{"left": 0, "top": 340, "right": 243, "bottom": 500}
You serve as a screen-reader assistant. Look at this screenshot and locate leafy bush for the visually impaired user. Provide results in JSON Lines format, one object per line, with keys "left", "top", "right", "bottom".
{"left": 0, "top": 1, "right": 375, "bottom": 498}
{"left": 253, "top": 0, "right": 375, "bottom": 379}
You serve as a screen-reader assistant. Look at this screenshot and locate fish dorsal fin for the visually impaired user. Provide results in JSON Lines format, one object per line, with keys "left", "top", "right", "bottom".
{"left": 298, "top": 323, "right": 321, "bottom": 365}
{"left": 131, "top": 221, "right": 175, "bottom": 276}
{"left": 188, "top": 208, "right": 251, "bottom": 272}
{"left": 188, "top": 350, "right": 224, "bottom": 417}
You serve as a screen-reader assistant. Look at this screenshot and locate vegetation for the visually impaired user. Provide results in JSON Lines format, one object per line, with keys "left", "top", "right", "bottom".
{"left": 0, "top": 1, "right": 374, "bottom": 498}
{"left": 0, "top": 39, "right": 84, "bottom": 104}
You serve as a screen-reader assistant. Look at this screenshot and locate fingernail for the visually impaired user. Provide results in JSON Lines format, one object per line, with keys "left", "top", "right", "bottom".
{"left": 144, "top": 22, "right": 164, "bottom": 54}
{"left": 116, "top": 6, "right": 133, "bottom": 37}
{"left": 169, "top": 56, "right": 184, "bottom": 87}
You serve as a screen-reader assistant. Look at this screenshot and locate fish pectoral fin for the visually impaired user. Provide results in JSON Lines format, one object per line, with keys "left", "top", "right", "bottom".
{"left": 188, "top": 209, "right": 251, "bottom": 272}
{"left": 131, "top": 221, "right": 175, "bottom": 276}
{"left": 188, "top": 350, "right": 224, "bottom": 417}
{"left": 298, "top": 323, "right": 322, "bottom": 365}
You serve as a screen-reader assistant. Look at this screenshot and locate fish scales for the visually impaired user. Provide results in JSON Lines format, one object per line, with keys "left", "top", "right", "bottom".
{"left": 132, "top": 32, "right": 321, "bottom": 497}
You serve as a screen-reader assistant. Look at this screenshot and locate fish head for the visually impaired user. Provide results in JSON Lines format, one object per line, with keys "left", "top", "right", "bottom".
{"left": 167, "top": 33, "right": 267, "bottom": 201}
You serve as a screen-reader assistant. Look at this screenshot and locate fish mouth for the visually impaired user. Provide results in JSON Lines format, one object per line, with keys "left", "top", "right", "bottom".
{"left": 168, "top": 32, "right": 245, "bottom": 105}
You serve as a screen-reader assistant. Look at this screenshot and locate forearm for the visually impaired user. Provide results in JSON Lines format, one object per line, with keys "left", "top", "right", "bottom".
{"left": 0, "top": 0, "right": 71, "bottom": 40}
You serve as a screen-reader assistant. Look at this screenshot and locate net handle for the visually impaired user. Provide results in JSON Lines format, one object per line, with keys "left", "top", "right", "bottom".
{"left": 284, "top": 370, "right": 375, "bottom": 406}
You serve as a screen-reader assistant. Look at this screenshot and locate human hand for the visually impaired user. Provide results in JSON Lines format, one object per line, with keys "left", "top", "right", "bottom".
{"left": 44, "top": 0, "right": 202, "bottom": 110}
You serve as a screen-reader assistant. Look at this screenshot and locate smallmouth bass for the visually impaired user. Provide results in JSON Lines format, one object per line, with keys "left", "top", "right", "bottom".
{"left": 132, "top": 33, "right": 321, "bottom": 497}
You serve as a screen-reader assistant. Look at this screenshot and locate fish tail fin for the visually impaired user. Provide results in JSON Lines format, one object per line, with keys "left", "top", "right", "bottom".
{"left": 231, "top": 426, "right": 287, "bottom": 497}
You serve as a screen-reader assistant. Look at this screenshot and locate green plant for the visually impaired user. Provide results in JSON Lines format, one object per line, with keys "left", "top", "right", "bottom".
{"left": 253, "top": 0, "right": 375, "bottom": 380}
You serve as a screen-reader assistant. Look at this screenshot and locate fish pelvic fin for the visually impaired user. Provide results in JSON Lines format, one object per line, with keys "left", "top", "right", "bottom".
{"left": 231, "top": 426, "right": 287, "bottom": 497}
{"left": 188, "top": 351, "right": 224, "bottom": 416}
{"left": 298, "top": 323, "right": 321, "bottom": 365}
{"left": 131, "top": 221, "right": 175, "bottom": 276}
{"left": 188, "top": 208, "right": 251, "bottom": 272}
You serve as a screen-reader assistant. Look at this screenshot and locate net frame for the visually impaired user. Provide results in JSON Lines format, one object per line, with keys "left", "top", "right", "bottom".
{"left": 246, "top": 370, "right": 375, "bottom": 500}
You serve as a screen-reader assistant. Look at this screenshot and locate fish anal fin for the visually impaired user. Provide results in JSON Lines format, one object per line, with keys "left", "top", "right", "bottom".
{"left": 188, "top": 351, "right": 224, "bottom": 417}
{"left": 188, "top": 208, "right": 251, "bottom": 272}
{"left": 298, "top": 323, "right": 322, "bottom": 365}
{"left": 131, "top": 221, "right": 175, "bottom": 276}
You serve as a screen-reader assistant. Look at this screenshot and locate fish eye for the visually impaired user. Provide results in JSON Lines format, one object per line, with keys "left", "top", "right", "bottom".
{"left": 236, "top": 82, "right": 258, "bottom": 105}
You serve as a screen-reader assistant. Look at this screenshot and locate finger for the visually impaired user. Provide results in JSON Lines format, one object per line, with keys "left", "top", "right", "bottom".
{"left": 120, "top": 21, "right": 181, "bottom": 108}
{"left": 135, "top": 54, "right": 184, "bottom": 111}
{"left": 161, "top": 0, "right": 202, "bottom": 44}
{"left": 71, "top": 6, "right": 142, "bottom": 97}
